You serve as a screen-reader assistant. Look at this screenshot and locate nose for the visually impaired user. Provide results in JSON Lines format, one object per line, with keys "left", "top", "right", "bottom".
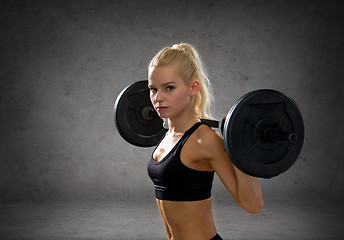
{"left": 153, "top": 91, "right": 164, "bottom": 103}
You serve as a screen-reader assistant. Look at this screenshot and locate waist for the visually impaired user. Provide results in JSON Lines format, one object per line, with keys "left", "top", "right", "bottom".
{"left": 156, "top": 197, "right": 217, "bottom": 239}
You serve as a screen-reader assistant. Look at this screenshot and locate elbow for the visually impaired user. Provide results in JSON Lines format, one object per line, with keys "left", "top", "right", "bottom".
{"left": 240, "top": 198, "right": 264, "bottom": 214}
{"left": 248, "top": 202, "right": 263, "bottom": 214}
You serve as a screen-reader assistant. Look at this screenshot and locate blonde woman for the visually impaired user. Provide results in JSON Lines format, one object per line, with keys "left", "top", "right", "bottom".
{"left": 147, "top": 43, "right": 263, "bottom": 240}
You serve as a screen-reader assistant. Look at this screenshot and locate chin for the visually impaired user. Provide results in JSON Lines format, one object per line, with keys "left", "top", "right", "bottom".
{"left": 158, "top": 113, "right": 169, "bottom": 119}
{"left": 157, "top": 111, "right": 175, "bottom": 119}
{"left": 159, "top": 109, "right": 186, "bottom": 120}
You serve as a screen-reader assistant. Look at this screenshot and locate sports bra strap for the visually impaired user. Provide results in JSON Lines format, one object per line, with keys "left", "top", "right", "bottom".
{"left": 179, "top": 121, "right": 203, "bottom": 147}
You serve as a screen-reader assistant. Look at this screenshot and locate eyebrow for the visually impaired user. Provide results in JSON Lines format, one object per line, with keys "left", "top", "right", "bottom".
{"left": 148, "top": 81, "right": 176, "bottom": 87}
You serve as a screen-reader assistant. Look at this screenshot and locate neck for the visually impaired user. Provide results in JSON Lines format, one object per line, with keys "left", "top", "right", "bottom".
{"left": 167, "top": 105, "right": 200, "bottom": 134}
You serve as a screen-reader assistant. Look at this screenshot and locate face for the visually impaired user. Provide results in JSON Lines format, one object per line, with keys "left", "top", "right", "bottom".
{"left": 148, "top": 65, "right": 198, "bottom": 119}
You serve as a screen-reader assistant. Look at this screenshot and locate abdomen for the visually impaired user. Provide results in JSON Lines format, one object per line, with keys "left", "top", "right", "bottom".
{"left": 156, "top": 197, "right": 217, "bottom": 240}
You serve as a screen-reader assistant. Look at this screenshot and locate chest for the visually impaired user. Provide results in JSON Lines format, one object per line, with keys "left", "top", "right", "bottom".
{"left": 153, "top": 135, "right": 182, "bottom": 162}
{"left": 152, "top": 134, "right": 213, "bottom": 172}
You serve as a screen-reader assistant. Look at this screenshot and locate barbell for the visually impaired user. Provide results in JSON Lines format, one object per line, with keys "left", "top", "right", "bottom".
{"left": 113, "top": 80, "right": 305, "bottom": 178}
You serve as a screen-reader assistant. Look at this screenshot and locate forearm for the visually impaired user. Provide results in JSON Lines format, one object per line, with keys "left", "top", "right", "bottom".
{"left": 233, "top": 164, "right": 263, "bottom": 213}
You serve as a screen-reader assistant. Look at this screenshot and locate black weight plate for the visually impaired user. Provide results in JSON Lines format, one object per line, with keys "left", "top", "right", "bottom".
{"left": 223, "top": 89, "right": 305, "bottom": 178}
{"left": 114, "top": 80, "right": 167, "bottom": 147}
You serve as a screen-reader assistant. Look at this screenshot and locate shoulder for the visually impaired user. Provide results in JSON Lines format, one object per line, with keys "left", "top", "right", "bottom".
{"left": 191, "top": 124, "right": 225, "bottom": 159}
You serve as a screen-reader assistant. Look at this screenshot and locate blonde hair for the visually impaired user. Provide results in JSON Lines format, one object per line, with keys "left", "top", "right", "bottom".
{"left": 149, "top": 43, "right": 214, "bottom": 119}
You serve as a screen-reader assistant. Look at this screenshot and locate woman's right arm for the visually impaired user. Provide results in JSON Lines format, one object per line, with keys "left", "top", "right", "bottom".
{"left": 201, "top": 130, "right": 264, "bottom": 213}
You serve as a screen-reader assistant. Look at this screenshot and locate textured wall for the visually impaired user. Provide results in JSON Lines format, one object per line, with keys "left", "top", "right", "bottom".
{"left": 1, "top": 0, "right": 343, "bottom": 203}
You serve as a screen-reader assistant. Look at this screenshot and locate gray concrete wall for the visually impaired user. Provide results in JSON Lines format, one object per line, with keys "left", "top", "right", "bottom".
{"left": 1, "top": 0, "right": 343, "bottom": 203}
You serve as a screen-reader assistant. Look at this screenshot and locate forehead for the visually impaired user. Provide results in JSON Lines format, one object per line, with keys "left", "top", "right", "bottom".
{"left": 148, "top": 65, "right": 182, "bottom": 85}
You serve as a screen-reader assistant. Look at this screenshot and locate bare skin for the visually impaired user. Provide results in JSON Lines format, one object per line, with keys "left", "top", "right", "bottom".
{"left": 148, "top": 65, "right": 264, "bottom": 240}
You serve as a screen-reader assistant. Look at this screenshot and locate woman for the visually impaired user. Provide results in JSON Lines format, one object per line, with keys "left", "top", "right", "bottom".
{"left": 147, "top": 43, "right": 264, "bottom": 240}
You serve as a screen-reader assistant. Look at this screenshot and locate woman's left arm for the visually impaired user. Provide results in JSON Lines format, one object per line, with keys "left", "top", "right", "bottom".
{"left": 202, "top": 130, "right": 263, "bottom": 213}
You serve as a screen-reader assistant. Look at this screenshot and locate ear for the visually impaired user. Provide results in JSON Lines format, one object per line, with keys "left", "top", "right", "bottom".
{"left": 190, "top": 79, "right": 199, "bottom": 97}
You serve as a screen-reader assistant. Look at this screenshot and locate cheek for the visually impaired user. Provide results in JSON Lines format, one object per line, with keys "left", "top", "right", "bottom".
{"left": 170, "top": 89, "right": 190, "bottom": 106}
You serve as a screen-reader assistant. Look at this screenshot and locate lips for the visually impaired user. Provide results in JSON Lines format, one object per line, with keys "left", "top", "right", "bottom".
{"left": 156, "top": 106, "right": 168, "bottom": 111}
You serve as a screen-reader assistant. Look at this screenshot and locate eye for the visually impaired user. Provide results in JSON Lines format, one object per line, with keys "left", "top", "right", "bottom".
{"left": 149, "top": 88, "right": 157, "bottom": 93}
{"left": 166, "top": 86, "right": 175, "bottom": 91}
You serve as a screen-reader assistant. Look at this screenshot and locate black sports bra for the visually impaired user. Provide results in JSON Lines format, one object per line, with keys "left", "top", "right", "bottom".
{"left": 147, "top": 122, "right": 214, "bottom": 201}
